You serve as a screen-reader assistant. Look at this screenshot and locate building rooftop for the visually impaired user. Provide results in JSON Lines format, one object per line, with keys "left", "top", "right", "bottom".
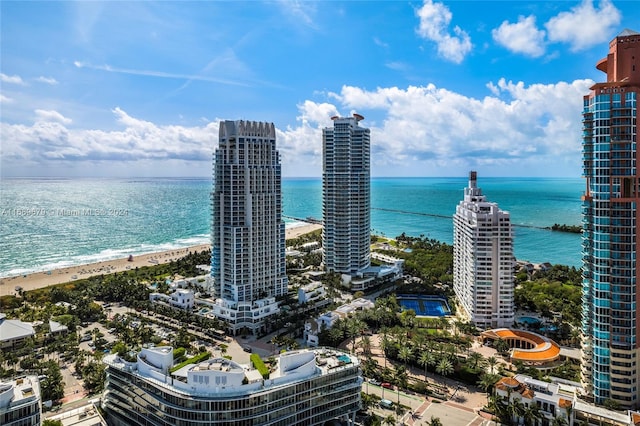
{"left": 0, "top": 375, "right": 41, "bottom": 410}
{"left": 105, "top": 347, "right": 359, "bottom": 397}
{"left": 0, "top": 314, "right": 35, "bottom": 342}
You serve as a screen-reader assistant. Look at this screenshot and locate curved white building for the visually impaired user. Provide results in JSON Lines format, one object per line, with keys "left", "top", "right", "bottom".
{"left": 322, "top": 114, "right": 371, "bottom": 276}
{"left": 103, "top": 346, "right": 362, "bottom": 425}
{"left": 0, "top": 376, "right": 41, "bottom": 426}
{"left": 210, "top": 120, "right": 287, "bottom": 335}
{"left": 453, "top": 171, "right": 515, "bottom": 329}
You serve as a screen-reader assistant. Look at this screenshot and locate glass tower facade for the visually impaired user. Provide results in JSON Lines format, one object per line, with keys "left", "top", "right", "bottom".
{"left": 322, "top": 114, "right": 371, "bottom": 275}
{"left": 581, "top": 29, "right": 640, "bottom": 409}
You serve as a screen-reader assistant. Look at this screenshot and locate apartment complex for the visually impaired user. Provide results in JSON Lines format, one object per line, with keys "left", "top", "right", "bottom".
{"left": 0, "top": 376, "right": 41, "bottom": 426}
{"left": 322, "top": 114, "right": 371, "bottom": 275}
{"left": 581, "top": 29, "right": 640, "bottom": 409}
{"left": 102, "top": 346, "right": 362, "bottom": 426}
{"left": 453, "top": 171, "right": 515, "bottom": 329}
{"left": 209, "top": 120, "right": 287, "bottom": 335}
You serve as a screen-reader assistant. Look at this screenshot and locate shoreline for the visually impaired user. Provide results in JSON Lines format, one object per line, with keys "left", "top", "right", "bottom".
{"left": 0, "top": 223, "right": 322, "bottom": 296}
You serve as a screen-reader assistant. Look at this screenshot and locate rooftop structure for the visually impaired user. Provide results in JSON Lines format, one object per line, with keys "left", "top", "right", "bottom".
{"left": 481, "top": 328, "right": 561, "bottom": 365}
{"left": 0, "top": 376, "right": 41, "bottom": 426}
{"left": 103, "top": 346, "right": 361, "bottom": 426}
{"left": 581, "top": 29, "right": 640, "bottom": 409}
{"left": 0, "top": 313, "right": 35, "bottom": 348}
{"left": 322, "top": 114, "right": 371, "bottom": 276}
{"left": 453, "top": 171, "right": 515, "bottom": 329}
{"left": 210, "top": 120, "right": 287, "bottom": 335}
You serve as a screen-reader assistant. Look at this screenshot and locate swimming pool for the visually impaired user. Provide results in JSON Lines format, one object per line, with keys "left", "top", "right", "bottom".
{"left": 397, "top": 295, "right": 451, "bottom": 317}
{"left": 518, "top": 316, "right": 541, "bottom": 325}
{"left": 337, "top": 355, "right": 352, "bottom": 364}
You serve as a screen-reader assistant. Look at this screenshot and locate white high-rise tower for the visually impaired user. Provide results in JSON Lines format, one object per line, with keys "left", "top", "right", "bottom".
{"left": 322, "top": 114, "right": 371, "bottom": 275}
{"left": 453, "top": 171, "right": 514, "bottom": 329}
{"left": 210, "top": 120, "right": 287, "bottom": 335}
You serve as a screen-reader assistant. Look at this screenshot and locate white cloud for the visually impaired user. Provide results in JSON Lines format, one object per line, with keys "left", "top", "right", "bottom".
{"left": 327, "top": 79, "right": 593, "bottom": 174}
{"left": 1, "top": 73, "right": 26, "bottom": 85}
{"left": 415, "top": 0, "right": 472, "bottom": 63}
{"left": 35, "top": 109, "right": 73, "bottom": 125}
{"left": 373, "top": 37, "right": 389, "bottom": 48}
{"left": 36, "top": 76, "right": 59, "bottom": 85}
{"left": 492, "top": 16, "right": 546, "bottom": 57}
{"left": 0, "top": 94, "right": 13, "bottom": 103}
{"left": 545, "top": 0, "right": 621, "bottom": 51}
{"left": 2, "top": 79, "right": 594, "bottom": 177}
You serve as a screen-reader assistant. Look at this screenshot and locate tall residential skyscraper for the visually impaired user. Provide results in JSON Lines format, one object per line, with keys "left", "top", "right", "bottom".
{"left": 210, "top": 120, "right": 287, "bottom": 335}
{"left": 581, "top": 29, "right": 640, "bottom": 409}
{"left": 453, "top": 171, "right": 514, "bottom": 329}
{"left": 322, "top": 114, "right": 371, "bottom": 275}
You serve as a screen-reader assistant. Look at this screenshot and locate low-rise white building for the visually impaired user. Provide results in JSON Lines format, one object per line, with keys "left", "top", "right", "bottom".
{"left": 297, "top": 282, "right": 326, "bottom": 305}
{"left": 495, "top": 374, "right": 640, "bottom": 426}
{"left": 170, "top": 289, "right": 195, "bottom": 310}
{"left": 304, "top": 298, "right": 375, "bottom": 346}
{"left": 0, "top": 376, "right": 41, "bottom": 426}
{"left": 0, "top": 313, "right": 35, "bottom": 349}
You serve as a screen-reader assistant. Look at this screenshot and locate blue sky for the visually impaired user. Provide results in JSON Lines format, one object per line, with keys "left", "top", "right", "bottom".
{"left": 1, "top": 1, "right": 638, "bottom": 178}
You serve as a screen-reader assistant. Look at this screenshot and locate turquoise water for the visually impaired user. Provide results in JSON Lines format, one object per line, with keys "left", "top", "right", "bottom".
{"left": 0, "top": 177, "right": 583, "bottom": 277}
{"left": 518, "top": 316, "right": 542, "bottom": 325}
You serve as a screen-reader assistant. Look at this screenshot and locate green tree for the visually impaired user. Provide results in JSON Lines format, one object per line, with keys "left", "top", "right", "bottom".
{"left": 435, "top": 358, "right": 453, "bottom": 377}
{"left": 486, "top": 356, "right": 499, "bottom": 374}
{"left": 43, "top": 420, "right": 64, "bottom": 426}
{"left": 40, "top": 361, "right": 64, "bottom": 402}
{"left": 477, "top": 373, "right": 500, "bottom": 396}
{"left": 493, "top": 339, "right": 510, "bottom": 355}
{"left": 419, "top": 351, "right": 436, "bottom": 380}
{"left": 466, "top": 351, "right": 485, "bottom": 370}
{"left": 428, "top": 416, "right": 444, "bottom": 426}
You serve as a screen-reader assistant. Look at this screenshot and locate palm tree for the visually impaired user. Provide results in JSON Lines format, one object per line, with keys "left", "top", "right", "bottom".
{"left": 393, "top": 365, "right": 408, "bottom": 421}
{"left": 494, "top": 338, "right": 510, "bottom": 355}
{"left": 360, "top": 335, "right": 372, "bottom": 356}
{"left": 551, "top": 416, "right": 569, "bottom": 426}
{"left": 398, "top": 346, "right": 413, "bottom": 368}
{"left": 383, "top": 414, "right": 395, "bottom": 426}
{"left": 523, "top": 402, "right": 543, "bottom": 426}
{"left": 435, "top": 358, "right": 453, "bottom": 377}
{"left": 418, "top": 351, "right": 436, "bottom": 380}
{"left": 477, "top": 373, "right": 499, "bottom": 396}
{"left": 486, "top": 356, "right": 499, "bottom": 374}
{"left": 347, "top": 318, "right": 366, "bottom": 354}
{"left": 428, "top": 416, "right": 444, "bottom": 426}
{"left": 508, "top": 399, "right": 526, "bottom": 426}
{"left": 466, "top": 351, "right": 485, "bottom": 370}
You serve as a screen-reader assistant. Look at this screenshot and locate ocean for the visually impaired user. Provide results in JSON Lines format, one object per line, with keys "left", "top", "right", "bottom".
{"left": 0, "top": 177, "right": 583, "bottom": 277}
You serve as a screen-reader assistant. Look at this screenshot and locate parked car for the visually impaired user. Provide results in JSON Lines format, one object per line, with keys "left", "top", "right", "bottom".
{"left": 379, "top": 399, "right": 393, "bottom": 409}
{"left": 243, "top": 346, "right": 252, "bottom": 353}
{"left": 368, "top": 378, "right": 381, "bottom": 386}
{"left": 381, "top": 382, "right": 394, "bottom": 390}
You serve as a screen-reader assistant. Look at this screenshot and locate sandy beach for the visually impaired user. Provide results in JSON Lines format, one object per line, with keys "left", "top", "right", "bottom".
{"left": 0, "top": 223, "right": 322, "bottom": 296}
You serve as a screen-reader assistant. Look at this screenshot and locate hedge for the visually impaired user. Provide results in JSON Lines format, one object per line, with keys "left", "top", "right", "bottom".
{"left": 250, "top": 353, "right": 270, "bottom": 379}
{"left": 169, "top": 351, "right": 211, "bottom": 373}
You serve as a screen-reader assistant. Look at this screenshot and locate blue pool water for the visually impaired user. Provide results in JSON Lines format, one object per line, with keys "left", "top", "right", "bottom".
{"left": 397, "top": 295, "right": 451, "bottom": 317}
{"left": 337, "top": 355, "right": 351, "bottom": 364}
{"left": 518, "top": 316, "right": 542, "bottom": 325}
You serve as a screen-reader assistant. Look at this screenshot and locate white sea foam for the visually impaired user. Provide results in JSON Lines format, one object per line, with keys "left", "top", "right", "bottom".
{"left": 1, "top": 235, "right": 211, "bottom": 278}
